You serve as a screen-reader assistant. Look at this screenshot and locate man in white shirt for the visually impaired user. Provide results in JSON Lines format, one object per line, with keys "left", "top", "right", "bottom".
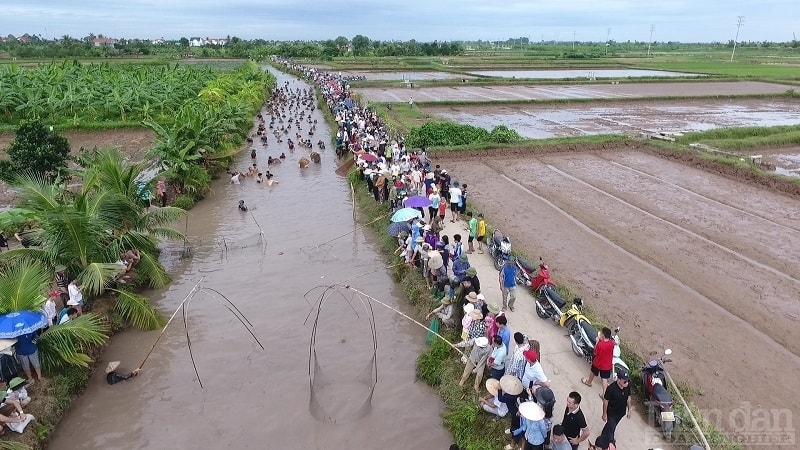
{"left": 521, "top": 349, "right": 550, "bottom": 393}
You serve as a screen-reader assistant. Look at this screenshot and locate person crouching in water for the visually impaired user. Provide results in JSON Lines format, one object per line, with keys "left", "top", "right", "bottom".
{"left": 238, "top": 200, "right": 248, "bottom": 212}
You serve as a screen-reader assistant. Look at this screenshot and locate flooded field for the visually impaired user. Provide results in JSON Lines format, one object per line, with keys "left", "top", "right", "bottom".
{"left": 356, "top": 80, "right": 794, "bottom": 102}
{"left": 431, "top": 98, "right": 800, "bottom": 137}
{"left": 744, "top": 146, "right": 800, "bottom": 177}
{"left": 345, "top": 70, "right": 468, "bottom": 81}
{"left": 467, "top": 68, "right": 704, "bottom": 78}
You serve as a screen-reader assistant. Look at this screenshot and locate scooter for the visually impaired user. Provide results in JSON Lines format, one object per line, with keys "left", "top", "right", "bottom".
{"left": 513, "top": 256, "right": 538, "bottom": 287}
{"left": 609, "top": 327, "right": 630, "bottom": 381}
{"left": 642, "top": 349, "right": 679, "bottom": 441}
{"left": 533, "top": 262, "right": 568, "bottom": 323}
{"left": 487, "top": 229, "right": 512, "bottom": 270}
{"left": 559, "top": 298, "right": 597, "bottom": 360}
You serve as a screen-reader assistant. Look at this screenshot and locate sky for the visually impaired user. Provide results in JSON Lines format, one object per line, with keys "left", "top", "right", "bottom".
{"left": 1, "top": 0, "right": 798, "bottom": 43}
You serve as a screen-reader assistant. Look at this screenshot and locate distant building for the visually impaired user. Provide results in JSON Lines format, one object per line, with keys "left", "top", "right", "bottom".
{"left": 206, "top": 37, "right": 229, "bottom": 46}
{"left": 92, "top": 37, "right": 118, "bottom": 47}
{"left": 189, "top": 37, "right": 205, "bottom": 47}
{"left": 18, "top": 33, "right": 32, "bottom": 43}
{"left": 151, "top": 37, "right": 166, "bottom": 45}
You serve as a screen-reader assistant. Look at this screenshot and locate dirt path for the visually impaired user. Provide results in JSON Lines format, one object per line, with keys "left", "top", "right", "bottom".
{"left": 0, "top": 128, "right": 154, "bottom": 207}
{"left": 439, "top": 150, "right": 800, "bottom": 447}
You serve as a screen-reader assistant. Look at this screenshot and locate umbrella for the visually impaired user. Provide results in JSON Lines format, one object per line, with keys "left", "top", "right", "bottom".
{"left": 0, "top": 311, "right": 47, "bottom": 338}
{"left": 359, "top": 153, "right": 378, "bottom": 163}
{"left": 391, "top": 207, "right": 422, "bottom": 223}
{"left": 386, "top": 221, "right": 412, "bottom": 237}
{"left": 405, "top": 195, "right": 432, "bottom": 208}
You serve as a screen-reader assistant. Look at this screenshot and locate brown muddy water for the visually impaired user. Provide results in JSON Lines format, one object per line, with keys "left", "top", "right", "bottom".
{"left": 48, "top": 68, "right": 451, "bottom": 449}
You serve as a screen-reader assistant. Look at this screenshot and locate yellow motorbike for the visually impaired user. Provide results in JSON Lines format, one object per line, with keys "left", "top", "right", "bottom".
{"left": 559, "top": 298, "right": 597, "bottom": 360}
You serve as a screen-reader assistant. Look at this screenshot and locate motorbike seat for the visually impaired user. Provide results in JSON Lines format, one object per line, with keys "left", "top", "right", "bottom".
{"left": 542, "top": 284, "right": 565, "bottom": 309}
{"left": 580, "top": 321, "right": 598, "bottom": 346}
{"left": 652, "top": 382, "right": 672, "bottom": 404}
{"left": 492, "top": 233, "right": 503, "bottom": 247}
{"left": 518, "top": 258, "right": 536, "bottom": 272}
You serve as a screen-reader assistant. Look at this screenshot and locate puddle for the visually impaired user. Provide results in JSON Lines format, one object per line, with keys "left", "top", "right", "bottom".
{"left": 467, "top": 69, "right": 704, "bottom": 79}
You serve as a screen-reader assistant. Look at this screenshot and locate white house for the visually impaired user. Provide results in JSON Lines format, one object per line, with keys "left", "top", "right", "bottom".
{"left": 189, "top": 37, "right": 205, "bottom": 47}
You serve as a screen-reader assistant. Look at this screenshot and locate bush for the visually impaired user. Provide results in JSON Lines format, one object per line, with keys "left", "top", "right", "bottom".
{"left": 405, "top": 122, "right": 523, "bottom": 148}
{"left": 172, "top": 195, "right": 196, "bottom": 210}
{"left": 0, "top": 120, "right": 71, "bottom": 182}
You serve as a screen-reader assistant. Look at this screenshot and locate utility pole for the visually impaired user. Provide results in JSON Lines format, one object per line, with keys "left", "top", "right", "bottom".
{"left": 730, "top": 16, "right": 745, "bottom": 62}
{"left": 573, "top": 31, "right": 576, "bottom": 51}
{"left": 647, "top": 24, "right": 655, "bottom": 57}
{"left": 605, "top": 28, "right": 611, "bottom": 55}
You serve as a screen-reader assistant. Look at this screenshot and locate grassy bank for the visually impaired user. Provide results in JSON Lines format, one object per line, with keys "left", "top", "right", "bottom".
{"left": 675, "top": 124, "right": 800, "bottom": 151}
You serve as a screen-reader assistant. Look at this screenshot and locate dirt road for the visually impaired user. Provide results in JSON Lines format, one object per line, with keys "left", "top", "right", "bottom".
{"left": 437, "top": 149, "right": 800, "bottom": 448}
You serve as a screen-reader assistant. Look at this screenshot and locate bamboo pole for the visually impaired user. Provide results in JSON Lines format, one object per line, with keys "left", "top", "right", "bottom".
{"left": 665, "top": 371, "right": 711, "bottom": 450}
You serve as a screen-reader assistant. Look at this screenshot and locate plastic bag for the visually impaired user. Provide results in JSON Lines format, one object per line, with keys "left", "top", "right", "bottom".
{"left": 426, "top": 317, "right": 440, "bottom": 346}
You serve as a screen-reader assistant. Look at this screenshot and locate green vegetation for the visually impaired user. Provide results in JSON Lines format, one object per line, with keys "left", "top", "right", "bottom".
{"left": 0, "top": 61, "right": 217, "bottom": 130}
{"left": 637, "top": 61, "right": 800, "bottom": 79}
{"left": 0, "top": 120, "right": 71, "bottom": 181}
{"left": 145, "top": 61, "right": 276, "bottom": 199}
{"left": 405, "top": 121, "right": 523, "bottom": 148}
{"left": 676, "top": 124, "right": 800, "bottom": 150}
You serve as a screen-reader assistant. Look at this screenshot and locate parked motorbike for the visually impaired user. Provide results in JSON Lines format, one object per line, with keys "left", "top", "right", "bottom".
{"left": 533, "top": 262, "right": 567, "bottom": 323}
{"left": 513, "top": 256, "right": 538, "bottom": 287}
{"left": 488, "top": 229, "right": 512, "bottom": 270}
{"left": 559, "top": 298, "right": 597, "bottom": 359}
{"left": 609, "top": 327, "right": 630, "bottom": 381}
{"left": 642, "top": 349, "right": 679, "bottom": 440}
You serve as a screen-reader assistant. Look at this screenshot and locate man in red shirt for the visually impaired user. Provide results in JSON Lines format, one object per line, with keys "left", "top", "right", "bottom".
{"left": 581, "top": 327, "right": 615, "bottom": 395}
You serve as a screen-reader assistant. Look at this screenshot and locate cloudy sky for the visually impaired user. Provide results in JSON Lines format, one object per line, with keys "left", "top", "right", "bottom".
{"left": 2, "top": 0, "right": 797, "bottom": 43}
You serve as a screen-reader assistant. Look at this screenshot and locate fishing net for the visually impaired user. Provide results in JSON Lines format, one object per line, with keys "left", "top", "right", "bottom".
{"left": 299, "top": 242, "right": 339, "bottom": 263}
{"left": 177, "top": 232, "right": 266, "bottom": 259}
{"left": 305, "top": 286, "right": 378, "bottom": 424}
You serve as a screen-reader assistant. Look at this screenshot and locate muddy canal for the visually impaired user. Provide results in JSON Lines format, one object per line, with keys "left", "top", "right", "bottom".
{"left": 48, "top": 67, "right": 451, "bottom": 449}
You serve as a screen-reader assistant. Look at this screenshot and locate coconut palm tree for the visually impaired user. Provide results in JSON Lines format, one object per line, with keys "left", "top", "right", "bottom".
{"left": 0, "top": 260, "right": 108, "bottom": 368}
{"left": 0, "top": 149, "right": 185, "bottom": 330}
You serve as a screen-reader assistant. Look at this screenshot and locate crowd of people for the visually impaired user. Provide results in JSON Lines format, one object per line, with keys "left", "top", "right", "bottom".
{"left": 271, "top": 57, "right": 633, "bottom": 450}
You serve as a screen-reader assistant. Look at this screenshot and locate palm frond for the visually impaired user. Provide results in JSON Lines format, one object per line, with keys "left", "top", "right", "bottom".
{"left": 110, "top": 289, "right": 165, "bottom": 330}
{"left": 78, "top": 263, "right": 125, "bottom": 296}
{"left": 0, "top": 260, "right": 51, "bottom": 313}
{"left": 133, "top": 251, "right": 171, "bottom": 289}
{"left": 37, "top": 313, "right": 109, "bottom": 369}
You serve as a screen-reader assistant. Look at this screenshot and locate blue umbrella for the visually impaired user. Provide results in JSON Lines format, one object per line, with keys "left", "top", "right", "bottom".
{"left": 386, "top": 221, "right": 412, "bottom": 237}
{"left": 405, "top": 195, "right": 432, "bottom": 208}
{"left": 391, "top": 207, "right": 422, "bottom": 223}
{"left": 0, "top": 311, "right": 47, "bottom": 338}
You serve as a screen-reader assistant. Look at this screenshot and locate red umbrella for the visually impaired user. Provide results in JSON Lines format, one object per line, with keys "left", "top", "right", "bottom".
{"left": 360, "top": 153, "right": 378, "bottom": 163}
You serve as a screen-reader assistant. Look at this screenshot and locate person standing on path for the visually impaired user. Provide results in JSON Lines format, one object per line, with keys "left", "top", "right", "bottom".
{"left": 15, "top": 332, "right": 44, "bottom": 384}
{"left": 499, "top": 256, "right": 518, "bottom": 311}
{"left": 601, "top": 369, "right": 632, "bottom": 444}
{"left": 562, "top": 391, "right": 590, "bottom": 450}
{"left": 582, "top": 327, "right": 615, "bottom": 395}
{"left": 467, "top": 212, "right": 477, "bottom": 253}
{"left": 449, "top": 181, "right": 462, "bottom": 223}
{"left": 476, "top": 213, "right": 486, "bottom": 254}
